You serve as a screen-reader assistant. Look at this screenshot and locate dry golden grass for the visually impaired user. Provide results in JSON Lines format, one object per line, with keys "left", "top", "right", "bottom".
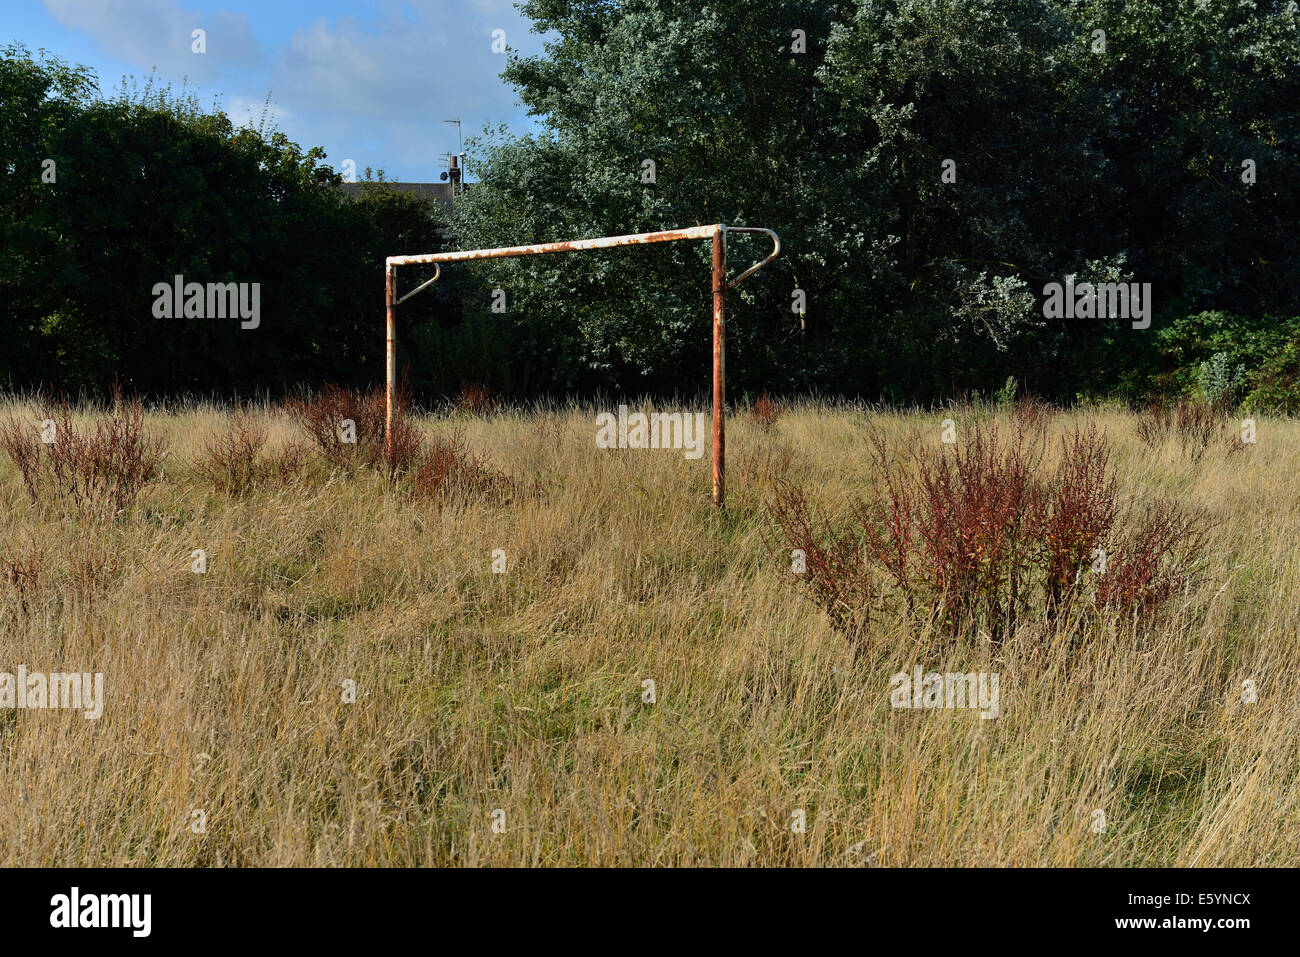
{"left": 0, "top": 397, "right": 1297, "bottom": 866}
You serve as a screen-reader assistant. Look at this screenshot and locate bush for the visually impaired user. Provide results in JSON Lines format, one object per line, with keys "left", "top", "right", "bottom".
{"left": 1153, "top": 313, "right": 1300, "bottom": 412}
{"left": 1037, "top": 426, "right": 1119, "bottom": 619}
{"left": 0, "top": 389, "right": 165, "bottom": 522}
{"left": 408, "top": 431, "right": 527, "bottom": 507}
{"left": 284, "top": 384, "right": 422, "bottom": 475}
{"left": 1244, "top": 339, "right": 1300, "bottom": 413}
{"left": 766, "top": 480, "right": 869, "bottom": 638}
{"left": 902, "top": 423, "right": 1042, "bottom": 639}
{"left": 455, "top": 383, "right": 497, "bottom": 416}
{"left": 1, "top": 537, "right": 45, "bottom": 620}
{"left": 1096, "top": 500, "right": 1212, "bottom": 614}
{"left": 1, "top": 45, "right": 446, "bottom": 396}
{"left": 768, "top": 421, "right": 1210, "bottom": 646}
{"left": 1196, "top": 352, "right": 1246, "bottom": 407}
{"left": 195, "top": 408, "right": 269, "bottom": 494}
{"left": 749, "top": 392, "right": 782, "bottom": 433}
{"left": 1010, "top": 394, "right": 1053, "bottom": 433}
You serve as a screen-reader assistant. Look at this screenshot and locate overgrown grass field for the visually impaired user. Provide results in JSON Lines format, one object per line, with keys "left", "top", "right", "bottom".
{"left": 1, "top": 394, "right": 1296, "bottom": 866}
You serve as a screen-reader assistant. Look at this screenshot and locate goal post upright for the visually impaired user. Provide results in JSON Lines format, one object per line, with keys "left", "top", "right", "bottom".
{"left": 712, "top": 225, "right": 726, "bottom": 509}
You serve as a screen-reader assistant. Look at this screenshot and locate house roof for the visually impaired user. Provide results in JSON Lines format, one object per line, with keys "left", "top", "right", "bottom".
{"left": 338, "top": 181, "right": 455, "bottom": 215}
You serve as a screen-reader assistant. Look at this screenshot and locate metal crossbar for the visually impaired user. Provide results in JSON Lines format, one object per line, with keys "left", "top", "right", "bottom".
{"left": 384, "top": 223, "right": 780, "bottom": 508}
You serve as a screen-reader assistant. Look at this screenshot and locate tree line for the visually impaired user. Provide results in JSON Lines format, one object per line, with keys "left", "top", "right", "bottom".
{"left": 4, "top": 0, "right": 1299, "bottom": 407}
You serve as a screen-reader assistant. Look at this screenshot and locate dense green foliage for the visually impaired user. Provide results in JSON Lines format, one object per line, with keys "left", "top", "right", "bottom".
{"left": 1, "top": 44, "right": 445, "bottom": 396}
{"left": 451, "top": 0, "right": 1300, "bottom": 404}
{"left": 4, "top": 0, "right": 1299, "bottom": 405}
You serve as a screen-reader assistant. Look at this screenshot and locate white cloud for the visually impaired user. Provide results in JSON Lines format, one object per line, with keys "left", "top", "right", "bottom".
{"left": 272, "top": 5, "right": 533, "bottom": 118}
{"left": 265, "top": 3, "right": 543, "bottom": 177}
{"left": 40, "top": 0, "right": 549, "bottom": 181}
{"left": 224, "top": 93, "right": 292, "bottom": 130}
{"left": 43, "top": 0, "right": 261, "bottom": 77}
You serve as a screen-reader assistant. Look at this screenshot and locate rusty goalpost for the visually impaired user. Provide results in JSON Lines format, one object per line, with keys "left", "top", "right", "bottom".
{"left": 383, "top": 224, "right": 779, "bottom": 509}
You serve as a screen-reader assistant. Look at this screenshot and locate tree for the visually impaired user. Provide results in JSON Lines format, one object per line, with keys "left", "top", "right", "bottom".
{"left": 451, "top": 0, "right": 1300, "bottom": 402}
{"left": 1, "top": 45, "right": 446, "bottom": 396}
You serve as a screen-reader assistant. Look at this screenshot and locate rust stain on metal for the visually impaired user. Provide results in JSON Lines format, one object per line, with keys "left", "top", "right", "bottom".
{"left": 386, "top": 225, "right": 720, "bottom": 268}
{"left": 384, "top": 223, "right": 780, "bottom": 507}
{"left": 712, "top": 226, "right": 727, "bottom": 509}
{"left": 384, "top": 263, "right": 396, "bottom": 456}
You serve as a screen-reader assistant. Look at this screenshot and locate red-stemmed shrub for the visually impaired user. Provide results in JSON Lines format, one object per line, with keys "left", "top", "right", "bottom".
{"left": 1035, "top": 426, "right": 1118, "bottom": 618}
{"left": 196, "top": 408, "right": 269, "bottom": 494}
{"left": 1096, "top": 499, "right": 1212, "bottom": 613}
{"left": 768, "top": 421, "right": 1210, "bottom": 647}
{"left": 284, "top": 384, "right": 421, "bottom": 475}
{"left": 408, "top": 430, "right": 529, "bottom": 507}
{"left": 1, "top": 537, "right": 46, "bottom": 620}
{"left": 749, "top": 392, "right": 782, "bottom": 433}
{"left": 456, "top": 382, "right": 497, "bottom": 416}
{"left": 0, "top": 387, "right": 165, "bottom": 522}
{"left": 767, "top": 480, "right": 870, "bottom": 640}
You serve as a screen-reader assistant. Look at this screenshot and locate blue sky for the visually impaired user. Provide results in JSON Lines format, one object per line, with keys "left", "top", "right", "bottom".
{"left": 2, "top": 0, "right": 551, "bottom": 181}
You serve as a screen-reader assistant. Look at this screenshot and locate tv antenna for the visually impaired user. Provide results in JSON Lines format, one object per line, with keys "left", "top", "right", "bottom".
{"left": 443, "top": 118, "right": 462, "bottom": 154}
